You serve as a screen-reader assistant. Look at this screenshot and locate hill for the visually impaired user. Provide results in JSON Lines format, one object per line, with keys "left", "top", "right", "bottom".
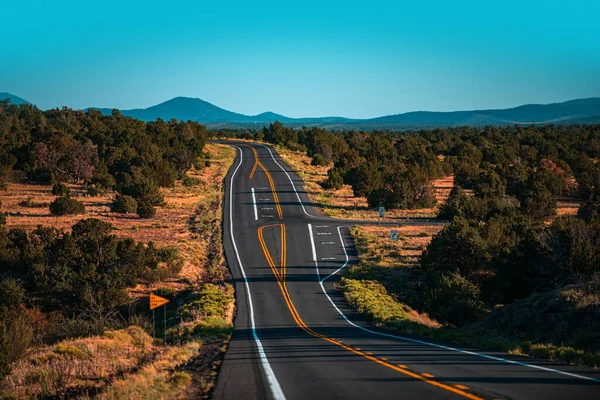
{"left": 91, "top": 96, "right": 600, "bottom": 129}
{"left": 6, "top": 91, "right": 600, "bottom": 128}
{"left": 0, "top": 92, "right": 30, "bottom": 105}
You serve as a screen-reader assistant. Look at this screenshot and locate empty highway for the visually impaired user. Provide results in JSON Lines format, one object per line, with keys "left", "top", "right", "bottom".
{"left": 212, "top": 141, "right": 600, "bottom": 400}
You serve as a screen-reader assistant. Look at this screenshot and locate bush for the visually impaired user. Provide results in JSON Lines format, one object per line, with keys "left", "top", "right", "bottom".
{"left": 311, "top": 153, "right": 327, "bottom": 166}
{"left": 0, "top": 278, "right": 25, "bottom": 308}
{"left": 0, "top": 306, "right": 34, "bottom": 378}
{"left": 51, "top": 182, "right": 70, "bottom": 196}
{"left": 182, "top": 176, "right": 201, "bottom": 187}
{"left": 137, "top": 201, "right": 156, "bottom": 218}
{"left": 49, "top": 196, "right": 85, "bottom": 216}
{"left": 325, "top": 169, "right": 343, "bottom": 190}
{"left": 423, "top": 273, "right": 487, "bottom": 325}
{"left": 205, "top": 160, "right": 212, "bottom": 168}
{"left": 111, "top": 195, "right": 138, "bottom": 214}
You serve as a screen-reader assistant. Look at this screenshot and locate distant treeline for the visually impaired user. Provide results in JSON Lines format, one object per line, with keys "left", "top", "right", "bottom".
{"left": 216, "top": 122, "right": 600, "bottom": 212}
{"left": 0, "top": 101, "right": 208, "bottom": 216}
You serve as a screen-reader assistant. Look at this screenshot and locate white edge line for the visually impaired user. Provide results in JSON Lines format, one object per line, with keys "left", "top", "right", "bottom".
{"left": 251, "top": 187, "right": 258, "bottom": 221}
{"left": 230, "top": 146, "right": 286, "bottom": 399}
{"left": 314, "top": 224, "right": 600, "bottom": 384}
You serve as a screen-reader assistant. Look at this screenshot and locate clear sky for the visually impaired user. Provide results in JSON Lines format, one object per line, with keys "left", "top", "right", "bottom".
{"left": 2, "top": 0, "right": 599, "bottom": 118}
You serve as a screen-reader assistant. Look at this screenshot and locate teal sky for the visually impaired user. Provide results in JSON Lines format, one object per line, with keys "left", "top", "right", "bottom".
{"left": 2, "top": 0, "right": 599, "bottom": 118}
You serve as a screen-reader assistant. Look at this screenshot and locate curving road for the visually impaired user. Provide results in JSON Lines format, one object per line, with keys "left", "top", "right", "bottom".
{"left": 212, "top": 142, "right": 600, "bottom": 400}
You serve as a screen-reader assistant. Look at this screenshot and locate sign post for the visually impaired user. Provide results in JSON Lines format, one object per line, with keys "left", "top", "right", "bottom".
{"left": 150, "top": 293, "right": 170, "bottom": 343}
{"left": 390, "top": 229, "right": 398, "bottom": 241}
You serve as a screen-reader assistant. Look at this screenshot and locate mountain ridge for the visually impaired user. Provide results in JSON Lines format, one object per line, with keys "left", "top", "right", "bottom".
{"left": 3, "top": 92, "right": 600, "bottom": 129}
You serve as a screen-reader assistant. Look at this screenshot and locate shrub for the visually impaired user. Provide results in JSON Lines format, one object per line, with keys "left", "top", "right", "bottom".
{"left": 136, "top": 201, "right": 156, "bottom": 218}
{"left": 18, "top": 197, "right": 46, "bottom": 208}
{"left": 111, "top": 195, "right": 138, "bottom": 214}
{"left": 0, "top": 278, "right": 25, "bottom": 308}
{"left": 179, "top": 284, "right": 232, "bottom": 321}
{"left": 311, "top": 153, "right": 327, "bottom": 166}
{"left": 0, "top": 306, "right": 34, "bottom": 378}
{"left": 423, "top": 273, "right": 487, "bottom": 325}
{"left": 182, "top": 176, "right": 201, "bottom": 187}
{"left": 325, "top": 169, "right": 343, "bottom": 190}
{"left": 170, "top": 371, "right": 192, "bottom": 388}
{"left": 204, "top": 160, "right": 212, "bottom": 168}
{"left": 49, "top": 196, "right": 85, "bottom": 216}
{"left": 51, "top": 182, "right": 70, "bottom": 196}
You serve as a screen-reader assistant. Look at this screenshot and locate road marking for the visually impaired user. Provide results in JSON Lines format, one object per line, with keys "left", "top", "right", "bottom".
{"left": 423, "top": 373, "right": 434, "bottom": 378}
{"left": 316, "top": 232, "right": 331, "bottom": 235}
{"left": 260, "top": 144, "right": 312, "bottom": 217}
{"left": 251, "top": 188, "right": 258, "bottom": 221}
{"left": 315, "top": 225, "right": 329, "bottom": 228}
{"left": 228, "top": 146, "right": 285, "bottom": 400}
{"left": 455, "top": 385, "right": 470, "bottom": 390}
{"left": 298, "top": 224, "right": 481, "bottom": 399}
{"left": 262, "top": 215, "right": 275, "bottom": 218}
{"left": 321, "top": 241, "right": 336, "bottom": 245}
{"left": 261, "top": 207, "right": 274, "bottom": 210}
{"left": 246, "top": 145, "right": 259, "bottom": 179}
{"left": 259, "top": 198, "right": 271, "bottom": 201}
{"left": 315, "top": 225, "right": 600, "bottom": 385}
{"left": 308, "top": 223, "right": 317, "bottom": 262}
{"left": 321, "top": 257, "right": 337, "bottom": 261}
{"left": 245, "top": 146, "right": 283, "bottom": 218}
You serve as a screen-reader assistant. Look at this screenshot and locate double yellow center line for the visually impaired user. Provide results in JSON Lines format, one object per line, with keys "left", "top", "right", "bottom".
{"left": 247, "top": 143, "right": 480, "bottom": 399}
{"left": 257, "top": 227, "right": 481, "bottom": 400}
{"left": 246, "top": 145, "right": 283, "bottom": 219}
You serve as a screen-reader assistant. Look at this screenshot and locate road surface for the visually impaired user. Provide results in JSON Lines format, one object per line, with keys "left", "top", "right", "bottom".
{"left": 212, "top": 141, "right": 600, "bottom": 400}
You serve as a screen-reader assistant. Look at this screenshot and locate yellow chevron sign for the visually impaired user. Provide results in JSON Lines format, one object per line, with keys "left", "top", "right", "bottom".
{"left": 149, "top": 293, "right": 170, "bottom": 310}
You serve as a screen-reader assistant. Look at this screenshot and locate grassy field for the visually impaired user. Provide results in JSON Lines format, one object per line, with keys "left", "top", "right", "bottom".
{"left": 0, "top": 143, "right": 237, "bottom": 398}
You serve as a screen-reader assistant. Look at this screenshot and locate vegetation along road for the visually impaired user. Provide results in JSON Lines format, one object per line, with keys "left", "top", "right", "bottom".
{"left": 213, "top": 141, "right": 600, "bottom": 400}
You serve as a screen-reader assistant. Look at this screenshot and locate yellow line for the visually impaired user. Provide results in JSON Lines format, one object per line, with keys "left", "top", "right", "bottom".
{"left": 246, "top": 145, "right": 260, "bottom": 179}
{"left": 257, "top": 226, "right": 482, "bottom": 400}
{"left": 423, "top": 373, "right": 435, "bottom": 378}
{"left": 258, "top": 160, "right": 283, "bottom": 219}
{"left": 455, "top": 385, "right": 470, "bottom": 390}
{"left": 244, "top": 145, "right": 283, "bottom": 219}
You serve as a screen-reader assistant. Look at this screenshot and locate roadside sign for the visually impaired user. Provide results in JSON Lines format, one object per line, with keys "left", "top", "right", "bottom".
{"left": 390, "top": 230, "right": 398, "bottom": 241}
{"left": 378, "top": 206, "right": 385, "bottom": 218}
{"left": 150, "top": 293, "right": 170, "bottom": 310}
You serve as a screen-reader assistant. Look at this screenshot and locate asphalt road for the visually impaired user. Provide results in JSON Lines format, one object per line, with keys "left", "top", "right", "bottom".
{"left": 212, "top": 141, "right": 600, "bottom": 400}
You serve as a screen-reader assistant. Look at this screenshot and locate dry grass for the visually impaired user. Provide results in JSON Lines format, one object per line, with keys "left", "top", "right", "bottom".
{"left": 353, "top": 225, "right": 443, "bottom": 268}
{"left": 2, "top": 326, "right": 157, "bottom": 398}
{"left": 2, "top": 326, "right": 205, "bottom": 399}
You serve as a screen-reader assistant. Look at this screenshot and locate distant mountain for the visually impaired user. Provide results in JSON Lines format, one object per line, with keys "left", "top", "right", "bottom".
{"left": 89, "top": 96, "right": 600, "bottom": 129}
{"left": 0, "top": 92, "right": 30, "bottom": 105}
{"left": 367, "top": 98, "right": 600, "bottom": 126}
{"left": 90, "top": 97, "right": 301, "bottom": 124}
{"left": 4, "top": 92, "right": 599, "bottom": 129}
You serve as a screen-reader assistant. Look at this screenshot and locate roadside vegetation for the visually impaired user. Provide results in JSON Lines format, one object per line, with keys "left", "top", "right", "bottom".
{"left": 218, "top": 122, "right": 600, "bottom": 368}
{"left": 0, "top": 100, "right": 237, "bottom": 398}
